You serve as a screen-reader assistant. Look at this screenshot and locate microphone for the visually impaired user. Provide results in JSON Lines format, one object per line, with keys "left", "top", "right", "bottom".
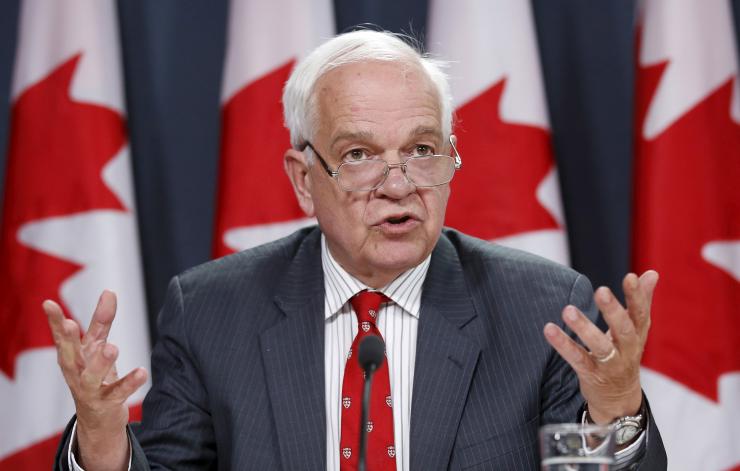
{"left": 358, "top": 334, "right": 385, "bottom": 371}
{"left": 357, "top": 335, "right": 385, "bottom": 471}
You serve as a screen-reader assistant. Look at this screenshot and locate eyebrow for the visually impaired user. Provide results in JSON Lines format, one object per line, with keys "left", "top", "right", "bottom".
{"left": 330, "top": 130, "right": 375, "bottom": 151}
{"left": 410, "top": 126, "right": 443, "bottom": 142}
{"left": 329, "top": 126, "right": 443, "bottom": 151}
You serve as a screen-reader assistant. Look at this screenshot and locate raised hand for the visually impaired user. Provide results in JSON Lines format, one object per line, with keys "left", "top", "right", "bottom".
{"left": 44, "top": 290, "right": 148, "bottom": 471}
{"left": 543, "top": 271, "right": 659, "bottom": 424}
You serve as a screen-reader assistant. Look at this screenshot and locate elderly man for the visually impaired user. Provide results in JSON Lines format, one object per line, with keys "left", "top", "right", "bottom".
{"left": 46, "top": 30, "right": 666, "bottom": 470}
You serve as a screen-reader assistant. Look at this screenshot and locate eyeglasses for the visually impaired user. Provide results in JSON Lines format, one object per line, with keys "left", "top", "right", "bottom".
{"left": 301, "top": 135, "right": 462, "bottom": 192}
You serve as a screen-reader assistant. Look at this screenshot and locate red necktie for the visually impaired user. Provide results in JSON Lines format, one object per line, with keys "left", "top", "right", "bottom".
{"left": 339, "top": 290, "right": 396, "bottom": 470}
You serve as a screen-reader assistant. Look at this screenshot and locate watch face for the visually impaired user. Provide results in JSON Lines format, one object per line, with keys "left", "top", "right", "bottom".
{"left": 616, "top": 425, "right": 638, "bottom": 445}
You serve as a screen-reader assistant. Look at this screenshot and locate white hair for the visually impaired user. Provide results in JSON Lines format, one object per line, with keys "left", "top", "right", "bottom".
{"left": 282, "top": 29, "right": 453, "bottom": 150}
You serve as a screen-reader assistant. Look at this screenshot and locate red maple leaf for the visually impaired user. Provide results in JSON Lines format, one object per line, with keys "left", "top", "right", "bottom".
{"left": 213, "top": 60, "right": 306, "bottom": 257}
{"left": 445, "top": 78, "right": 560, "bottom": 239}
{"left": 0, "top": 54, "right": 126, "bottom": 378}
{"left": 633, "top": 62, "right": 740, "bottom": 401}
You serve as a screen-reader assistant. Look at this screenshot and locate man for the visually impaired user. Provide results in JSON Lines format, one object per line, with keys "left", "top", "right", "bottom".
{"left": 46, "top": 30, "right": 666, "bottom": 470}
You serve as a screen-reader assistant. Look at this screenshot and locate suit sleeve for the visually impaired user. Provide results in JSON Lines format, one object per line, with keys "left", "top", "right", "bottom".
{"left": 54, "top": 415, "right": 76, "bottom": 470}
{"left": 639, "top": 398, "right": 667, "bottom": 469}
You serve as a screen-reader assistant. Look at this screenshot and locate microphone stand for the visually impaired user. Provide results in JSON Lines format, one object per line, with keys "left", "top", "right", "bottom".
{"left": 357, "top": 334, "right": 385, "bottom": 471}
{"left": 358, "top": 364, "right": 376, "bottom": 471}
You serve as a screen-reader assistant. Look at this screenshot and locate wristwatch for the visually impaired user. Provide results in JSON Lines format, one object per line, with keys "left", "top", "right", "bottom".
{"left": 611, "top": 413, "right": 645, "bottom": 445}
{"left": 583, "top": 401, "right": 647, "bottom": 446}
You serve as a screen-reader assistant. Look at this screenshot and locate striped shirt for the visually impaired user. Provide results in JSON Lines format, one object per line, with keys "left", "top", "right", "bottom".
{"left": 322, "top": 235, "right": 429, "bottom": 471}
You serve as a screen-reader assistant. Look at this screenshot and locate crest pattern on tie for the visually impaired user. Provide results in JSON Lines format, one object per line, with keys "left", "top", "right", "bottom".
{"left": 340, "top": 290, "right": 396, "bottom": 470}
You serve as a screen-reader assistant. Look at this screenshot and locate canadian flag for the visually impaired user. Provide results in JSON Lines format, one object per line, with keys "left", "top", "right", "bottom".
{"left": 633, "top": 1, "right": 740, "bottom": 470}
{"left": 212, "top": 0, "right": 334, "bottom": 257}
{"left": 428, "top": 0, "right": 569, "bottom": 265}
{"left": 0, "top": 0, "right": 150, "bottom": 468}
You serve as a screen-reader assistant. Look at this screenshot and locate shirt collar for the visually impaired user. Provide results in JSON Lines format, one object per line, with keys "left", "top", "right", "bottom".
{"left": 321, "top": 234, "right": 431, "bottom": 320}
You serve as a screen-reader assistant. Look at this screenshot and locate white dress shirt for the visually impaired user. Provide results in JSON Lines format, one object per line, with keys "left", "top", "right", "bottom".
{"left": 321, "top": 235, "right": 430, "bottom": 471}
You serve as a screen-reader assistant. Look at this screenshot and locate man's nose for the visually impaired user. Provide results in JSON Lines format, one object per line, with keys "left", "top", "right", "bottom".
{"left": 376, "top": 163, "right": 415, "bottom": 199}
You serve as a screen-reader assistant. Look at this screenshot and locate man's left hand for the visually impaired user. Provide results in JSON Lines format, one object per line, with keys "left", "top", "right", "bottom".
{"left": 544, "top": 270, "right": 659, "bottom": 424}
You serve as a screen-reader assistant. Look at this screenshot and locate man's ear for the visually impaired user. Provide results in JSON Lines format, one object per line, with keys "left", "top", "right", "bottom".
{"left": 284, "top": 148, "right": 315, "bottom": 216}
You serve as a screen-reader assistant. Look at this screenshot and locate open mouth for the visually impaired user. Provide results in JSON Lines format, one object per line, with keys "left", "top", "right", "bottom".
{"left": 386, "top": 215, "right": 412, "bottom": 225}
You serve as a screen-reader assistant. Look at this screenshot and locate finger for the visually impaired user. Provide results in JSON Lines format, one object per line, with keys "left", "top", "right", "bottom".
{"left": 543, "top": 322, "right": 594, "bottom": 373}
{"left": 80, "top": 343, "right": 119, "bottom": 392}
{"left": 44, "top": 299, "right": 85, "bottom": 371}
{"left": 44, "top": 301, "right": 85, "bottom": 388}
{"left": 101, "top": 367, "right": 148, "bottom": 403}
{"left": 639, "top": 270, "right": 659, "bottom": 309}
{"left": 44, "top": 299, "right": 67, "bottom": 343}
{"left": 104, "top": 359, "right": 120, "bottom": 384}
{"left": 82, "top": 290, "right": 117, "bottom": 345}
{"left": 59, "top": 318, "right": 85, "bottom": 371}
{"left": 561, "top": 305, "right": 614, "bottom": 359}
{"left": 623, "top": 273, "right": 651, "bottom": 331}
{"left": 594, "top": 286, "right": 638, "bottom": 351}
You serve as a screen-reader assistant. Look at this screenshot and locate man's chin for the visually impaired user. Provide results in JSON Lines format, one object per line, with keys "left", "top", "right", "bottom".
{"left": 368, "top": 241, "right": 430, "bottom": 273}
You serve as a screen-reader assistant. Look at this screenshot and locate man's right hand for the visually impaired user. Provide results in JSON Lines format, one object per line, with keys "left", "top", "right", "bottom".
{"left": 44, "top": 290, "right": 148, "bottom": 471}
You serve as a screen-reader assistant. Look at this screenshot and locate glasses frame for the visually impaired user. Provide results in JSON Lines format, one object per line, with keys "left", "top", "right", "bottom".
{"left": 301, "top": 135, "right": 463, "bottom": 192}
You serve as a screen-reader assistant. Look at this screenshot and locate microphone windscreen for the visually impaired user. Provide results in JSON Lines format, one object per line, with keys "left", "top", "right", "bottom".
{"left": 358, "top": 335, "right": 385, "bottom": 371}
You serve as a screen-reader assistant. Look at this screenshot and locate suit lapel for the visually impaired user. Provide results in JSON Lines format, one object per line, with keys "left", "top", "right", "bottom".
{"left": 410, "top": 234, "right": 481, "bottom": 471}
{"left": 260, "top": 229, "right": 326, "bottom": 470}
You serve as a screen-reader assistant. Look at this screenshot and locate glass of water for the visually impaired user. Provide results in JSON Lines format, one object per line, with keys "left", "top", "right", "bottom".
{"left": 539, "top": 423, "right": 615, "bottom": 470}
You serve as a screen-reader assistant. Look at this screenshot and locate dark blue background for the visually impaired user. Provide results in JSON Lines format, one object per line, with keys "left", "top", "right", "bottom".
{"left": 1, "top": 0, "right": 739, "bottom": 339}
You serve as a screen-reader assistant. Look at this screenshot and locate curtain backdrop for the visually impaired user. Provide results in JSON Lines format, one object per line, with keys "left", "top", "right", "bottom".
{"left": 0, "top": 0, "right": 738, "bottom": 336}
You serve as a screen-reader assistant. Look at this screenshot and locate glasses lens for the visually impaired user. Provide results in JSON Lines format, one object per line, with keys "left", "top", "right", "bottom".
{"left": 337, "top": 160, "right": 388, "bottom": 191}
{"left": 405, "top": 156, "right": 456, "bottom": 187}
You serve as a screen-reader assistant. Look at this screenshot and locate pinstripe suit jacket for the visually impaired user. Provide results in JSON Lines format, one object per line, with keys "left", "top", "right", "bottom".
{"left": 56, "top": 226, "right": 666, "bottom": 470}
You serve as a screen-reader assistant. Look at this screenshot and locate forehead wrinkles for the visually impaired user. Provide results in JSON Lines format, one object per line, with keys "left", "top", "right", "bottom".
{"left": 313, "top": 62, "right": 442, "bottom": 142}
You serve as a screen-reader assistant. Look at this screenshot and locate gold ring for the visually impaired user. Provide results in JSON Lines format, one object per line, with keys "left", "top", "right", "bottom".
{"left": 595, "top": 348, "right": 617, "bottom": 363}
